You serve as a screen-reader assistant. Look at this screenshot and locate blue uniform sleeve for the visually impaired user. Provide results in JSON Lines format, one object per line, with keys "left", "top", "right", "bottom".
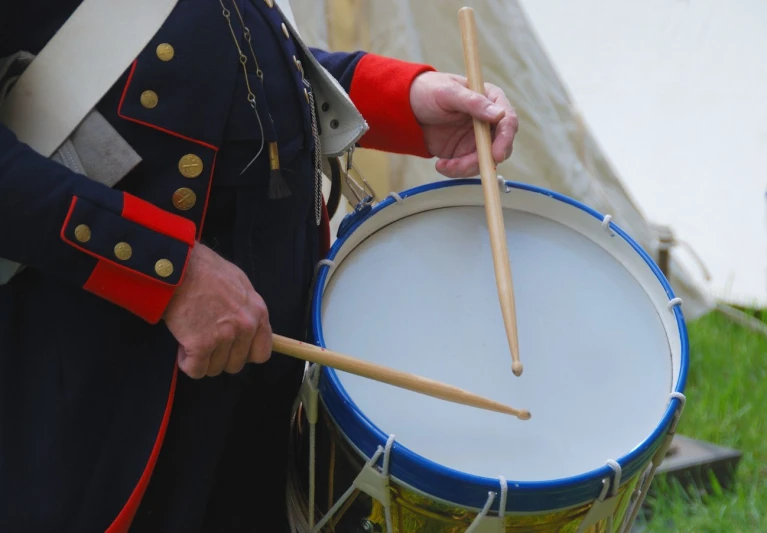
{"left": 0, "top": 125, "right": 196, "bottom": 323}
{"left": 307, "top": 48, "right": 366, "bottom": 93}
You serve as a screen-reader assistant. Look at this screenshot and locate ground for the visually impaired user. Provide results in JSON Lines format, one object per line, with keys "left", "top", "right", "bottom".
{"left": 639, "top": 311, "right": 767, "bottom": 532}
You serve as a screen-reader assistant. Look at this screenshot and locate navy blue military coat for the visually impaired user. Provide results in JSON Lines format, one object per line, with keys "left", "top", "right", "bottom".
{"left": 0, "top": 1, "right": 434, "bottom": 532}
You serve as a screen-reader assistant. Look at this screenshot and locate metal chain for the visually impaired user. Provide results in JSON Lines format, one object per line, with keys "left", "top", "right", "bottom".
{"left": 219, "top": 0, "right": 265, "bottom": 169}
{"left": 221, "top": 0, "right": 322, "bottom": 220}
{"left": 229, "top": 0, "right": 264, "bottom": 81}
{"left": 304, "top": 78, "right": 323, "bottom": 226}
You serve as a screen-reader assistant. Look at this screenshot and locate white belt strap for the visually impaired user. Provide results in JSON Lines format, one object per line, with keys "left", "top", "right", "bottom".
{"left": 0, "top": 0, "right": 178, "bottom": 157}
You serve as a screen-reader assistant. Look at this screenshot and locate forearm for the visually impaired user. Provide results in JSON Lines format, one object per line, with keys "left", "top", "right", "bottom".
{"left": 0, "top": 125, "right": 196, "bottom": 323}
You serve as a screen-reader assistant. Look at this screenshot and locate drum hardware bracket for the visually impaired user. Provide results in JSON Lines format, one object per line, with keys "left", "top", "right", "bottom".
{"left": 312, "top": 434, "right": 396, "bottom": 533}
{"left": 335, "top": 148, "right": 383, "bottom": 240}
{"left": 465, "top": 476, "right": 508, "bottom": 533}
{"left": 336, "top": 187, "right": 408, "bottom": 241}
{"left": 575, "top": 459, "right": 622, "bottom": 533}
{"left": 337, "top": 202, "right": 373, "bottom": 240}
{"left": 496, "top": 175, "right": 512, "bottom": 193}
{"left": 341, "top": 147, "right": 377, "bottom": 209}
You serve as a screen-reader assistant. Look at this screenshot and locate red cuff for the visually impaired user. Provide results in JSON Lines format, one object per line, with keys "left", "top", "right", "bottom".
{"left": 60, "top": 194, "right": 196, "bottom": 324}
{"left": 82, "top": 260, "right": 188, "bottom": 325}
{"left": 350, "top": 53, "right": 435, "bottom": 158}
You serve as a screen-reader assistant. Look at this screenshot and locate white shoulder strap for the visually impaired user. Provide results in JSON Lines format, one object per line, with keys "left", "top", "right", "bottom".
{"left": 0, "top": 0, "right": 178, "bottom": 157}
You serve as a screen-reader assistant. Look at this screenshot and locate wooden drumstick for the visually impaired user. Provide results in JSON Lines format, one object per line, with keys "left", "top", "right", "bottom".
{"left": 459, "top": 7, "right": 523, "bottom": 377}
{"left": 272, "top": 334, "right": 531, "bottom": 420}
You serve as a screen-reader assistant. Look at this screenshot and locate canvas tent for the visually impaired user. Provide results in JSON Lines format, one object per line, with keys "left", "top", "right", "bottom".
{"left": 294, "top": 0, "right": 718, "bottom": 321}
{"left": 518, "top": 0, "right": 767, "bottom": 311}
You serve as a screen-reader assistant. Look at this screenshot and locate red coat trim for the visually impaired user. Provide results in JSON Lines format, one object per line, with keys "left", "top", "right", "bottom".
{"left": 117, "top": 61, "right": 219, "bottom": 152}
{"left": 117, "top": 59, "right": 217, "bottom": 242}
{"left": 349, "top": 54, "right": 436, "bottom": 158}
{"left": 197, "top": 151, "right": 218, "bottom": 240}
{"left": 105, "top": 362, "right": 179, "bottom": 533}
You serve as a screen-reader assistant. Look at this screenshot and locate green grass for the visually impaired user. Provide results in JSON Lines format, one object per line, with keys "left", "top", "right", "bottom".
{"left": 640, "top": 311, "right": 767, "bottom": 532}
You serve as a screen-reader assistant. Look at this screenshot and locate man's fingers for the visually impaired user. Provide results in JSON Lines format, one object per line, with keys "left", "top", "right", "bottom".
{"left": 492, "top": 113, "right": 519, "bottom": 163}
{"left": 225, "top": 329, "right": 255, "bottom": 374}
{"left": 482, "top": 86, "right": 518, "bottom": 163}
{"left": 249, "top": 320, "right": 273, "bottom": 364}
{"left": 207, "top": 340, "right": 234, "bottom": 377}
{"left": 177, "top": 344, "right": 211, "bottom": 380}
{"left": 444, "top": 81, "right": 517, "bottom": 165}
{"left": 446, "top": 84, "right": 505, "bottom": 123}
{"left": 436, "top": 152, "right": 480, "bottom": 178}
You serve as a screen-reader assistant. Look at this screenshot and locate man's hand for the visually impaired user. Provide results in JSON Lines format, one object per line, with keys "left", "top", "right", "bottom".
{"left": 410, "top": 71, "right": 519, "bottom": 178}
{"left": 163, "top": 243, "right": 272, "bottom": 379}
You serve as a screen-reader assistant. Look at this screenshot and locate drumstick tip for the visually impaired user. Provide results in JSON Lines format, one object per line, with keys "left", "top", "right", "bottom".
{"left": 517, "top": 409, "right": 532, "bottom": 421}
{"left": 511, "top": 361, "right": 523, "bottom": 377}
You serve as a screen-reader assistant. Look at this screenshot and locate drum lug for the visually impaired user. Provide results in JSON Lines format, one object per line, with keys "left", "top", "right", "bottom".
{"left": 575, "top": 479, "right": 621, "bottom": 533}
{"left": 575, "top": 460, "right": 623, "bottom": 533}
{"left": 465, "top": 477, "right": 508, "bottom": 533}
{"left": 312, "top": 436, "right": 396, "bottom": 533}
{"left": 299, "top": 364, "right": 320, "bottom": 425}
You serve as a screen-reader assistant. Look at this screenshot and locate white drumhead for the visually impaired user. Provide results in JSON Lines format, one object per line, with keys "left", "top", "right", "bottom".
{"left": 320, "top": 184, "right": 680, "bottom": 482}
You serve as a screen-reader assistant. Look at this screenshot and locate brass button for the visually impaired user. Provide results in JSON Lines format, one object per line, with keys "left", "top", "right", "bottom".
{"left": 156, "top": 43, "right": 175, "bottom": 61}
{"left": 264, "top": 0, "right": 274, "bottom": 6}
{"left": 293, "top": 56, "right": 303, "bottom": 74}
{"left": 74, "top": 224, "right": 91, "bottom": 243}
{"left": 172, "top": 187, "right": 197, "bottom": 211}
{"left": 282, "top": 23, "right": 290, "bottom": 38}
{"left": 178, "top": 154, "right": 203, "bottom": 178}
{"left": 140, "top": 90, "right": 158, "bottom": 109}
{"left": 114, "top": 242, "right": 133, "bottom": 261}
{"left": 304, "top": 88, "right": 310, "bottom": 104}
{"left": 155, "top": 259, "right": 174, "bottom": 278}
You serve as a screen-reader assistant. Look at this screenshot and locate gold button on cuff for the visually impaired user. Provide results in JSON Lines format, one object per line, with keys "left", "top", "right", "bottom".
{"left": 264, "top": 0, "right": 274, "bottom": 7}
{"left": 172, "top": 187, "right": 197, "bottom": 211}
{"left": 178, "top": 154, "right": 203, "bottom": 178}
{"left": 74, "top": 224, "right": 91, "bottom": 243}
{"left": 156, "top": 43, "right": 175, "bottom": 61}
{"left": 155, "top": 259, "right": 174, "bottom": 278}
{"left": 140, "top": 90, "right": 158, "bottom": 109}
{"left": 114, "top": 242, "right": 133, "bottom": 261}
{"left": 282, "top": 23, "right": 290, "bottom": 38}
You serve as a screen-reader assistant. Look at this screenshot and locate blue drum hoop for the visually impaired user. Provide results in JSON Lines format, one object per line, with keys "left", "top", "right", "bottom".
{"left": 311, "top": 178, "right": 688, "bottom": 514}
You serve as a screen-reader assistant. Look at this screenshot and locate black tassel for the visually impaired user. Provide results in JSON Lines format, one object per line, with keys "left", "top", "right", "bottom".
{"left": 267, "top": 142, "right": 291, "bottom": 199}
